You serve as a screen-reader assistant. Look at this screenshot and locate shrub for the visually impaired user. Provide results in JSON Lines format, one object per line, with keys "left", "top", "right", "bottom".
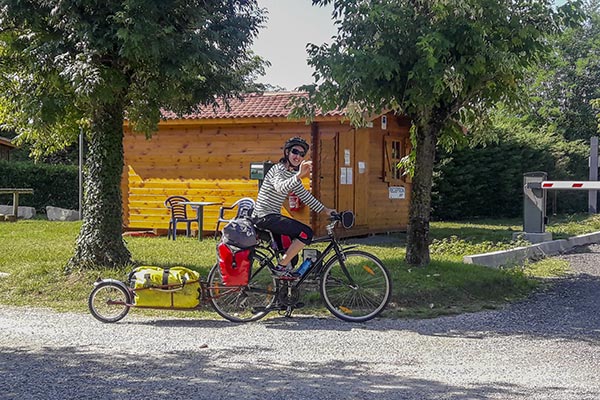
{"left": 432, "top": 118, "right": 589, "bottom": 220}
{"left": 0, "top": 160, "right": 78, "bottom": 212}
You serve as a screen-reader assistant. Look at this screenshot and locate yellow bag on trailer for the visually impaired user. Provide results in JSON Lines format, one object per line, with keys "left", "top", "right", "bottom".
{"left": 129, "top": 266, "right": 201, "bottom": 308}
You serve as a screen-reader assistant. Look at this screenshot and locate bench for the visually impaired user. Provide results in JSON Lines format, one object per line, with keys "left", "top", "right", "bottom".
{"left": 0, "top": 188, "right": 34, "bottom": 219}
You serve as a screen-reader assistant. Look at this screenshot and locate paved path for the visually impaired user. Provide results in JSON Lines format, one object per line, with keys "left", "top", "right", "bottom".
{"left": 1, "top": 246, "right": 600, "bottom": 400}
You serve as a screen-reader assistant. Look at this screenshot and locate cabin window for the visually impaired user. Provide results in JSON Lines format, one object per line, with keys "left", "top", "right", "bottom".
{"left": 383, "top": 136, "right": 405, "bottom": 184}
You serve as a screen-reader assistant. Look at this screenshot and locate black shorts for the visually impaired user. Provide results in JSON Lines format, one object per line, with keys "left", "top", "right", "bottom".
{"left": 253, "top": 214, "right": 313, "bottom": 245}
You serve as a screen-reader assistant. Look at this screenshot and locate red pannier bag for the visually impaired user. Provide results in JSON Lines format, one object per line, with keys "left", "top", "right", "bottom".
{"left": 217, "top": 242, "right": 252, "bottom": 286}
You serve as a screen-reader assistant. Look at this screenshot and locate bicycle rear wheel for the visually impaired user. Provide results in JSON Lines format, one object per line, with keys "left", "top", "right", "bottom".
{"left": 88, "top": 281, "right": 131, "bottom": 323}
{"left": 320, "top": 250, "right": 391, "bottom": 322}
{"left": 208, "top": 252, "right": 278, "bottom": 322}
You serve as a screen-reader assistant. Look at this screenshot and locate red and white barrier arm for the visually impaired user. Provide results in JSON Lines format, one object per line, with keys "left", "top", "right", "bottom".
{"left": 540, "top": 181, "right": 600, "bottom": 190}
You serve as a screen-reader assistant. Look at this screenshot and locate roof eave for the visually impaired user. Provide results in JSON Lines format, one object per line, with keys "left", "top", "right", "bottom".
{"left": 0, "top": 137, "right": 16, "bottom": 148}
{"left": 124, "top": 115, "right": 346, "bottom": 128}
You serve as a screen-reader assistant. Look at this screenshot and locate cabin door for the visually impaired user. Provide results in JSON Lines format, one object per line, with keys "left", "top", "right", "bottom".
{"left": 336, "top": 130, "right": 369, "bottom": 229}
{"left": 336, "top": 131, "right": 354, "bottom": 213}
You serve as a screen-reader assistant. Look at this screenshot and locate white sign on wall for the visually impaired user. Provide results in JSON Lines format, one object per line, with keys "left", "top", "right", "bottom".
{"left": 344, "top": 149, "right": 351, "bottom": 166}
{"left": 340, "top": 167, "right": 353, "bottom": 185}
{"left": 358, "top": 161, "right": 366, "bottom": 174}
{"left": 388, "top": 186, "right": 405, "bottom": 199}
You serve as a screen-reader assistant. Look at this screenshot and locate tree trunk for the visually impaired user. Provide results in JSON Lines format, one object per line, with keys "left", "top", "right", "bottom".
{"left": 405, "top": 123, "right": 438, "bottom": 267}
{"left": 67, "top": 99, "right": 131, "bottom": 270}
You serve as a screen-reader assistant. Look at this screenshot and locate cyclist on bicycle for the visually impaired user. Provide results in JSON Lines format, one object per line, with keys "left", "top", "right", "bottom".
{"left": 252, "top": 137, "right": 335, "bottom": 276}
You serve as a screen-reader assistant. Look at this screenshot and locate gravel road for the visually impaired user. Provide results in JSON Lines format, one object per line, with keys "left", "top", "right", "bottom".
{"left": 1, "top": 245, "right": 600, "bottom": 400}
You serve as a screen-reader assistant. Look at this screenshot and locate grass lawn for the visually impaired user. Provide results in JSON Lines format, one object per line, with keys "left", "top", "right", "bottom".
{"left": 2, "top": 214, "right": 598, "bottom": 320}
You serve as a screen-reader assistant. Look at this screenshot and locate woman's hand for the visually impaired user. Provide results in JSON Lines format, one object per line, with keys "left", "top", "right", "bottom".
{"left": 296, "top": 160, "right": 312, "bottom": 180}
{"left": 322, "top": 207, "right": 337, "bottom": 216}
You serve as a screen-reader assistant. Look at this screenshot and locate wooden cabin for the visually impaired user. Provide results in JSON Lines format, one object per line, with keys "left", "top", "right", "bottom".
{"left": 0, "top": 136, "right": 16, "bottom": 161}
{"left": 122, "top": 92, "right": 413, "bottom": 237}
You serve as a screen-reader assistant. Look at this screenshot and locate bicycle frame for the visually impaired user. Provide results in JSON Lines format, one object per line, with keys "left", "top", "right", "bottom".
{"left": 253, "top": 218, "right": 359, "bottom": 289}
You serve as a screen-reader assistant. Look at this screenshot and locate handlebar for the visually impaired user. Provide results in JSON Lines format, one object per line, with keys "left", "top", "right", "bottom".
{"left": 329, "top": 211, "right": 341, "bottom": 221}
{"left": 327, "top": 210, "right": 355, "bottom": 230}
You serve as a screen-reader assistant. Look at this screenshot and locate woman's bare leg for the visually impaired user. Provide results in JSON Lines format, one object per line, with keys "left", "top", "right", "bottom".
{"left": 279, "top": 239, "right": 305, "bottom": 268}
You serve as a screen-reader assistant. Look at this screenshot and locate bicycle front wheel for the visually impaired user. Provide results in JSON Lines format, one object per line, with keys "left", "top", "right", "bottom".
{"left": 208, "top": 252, "right": 278, "bottom": 323}
{"left": 320, "top": 250, "right": 391, "bottom": 322}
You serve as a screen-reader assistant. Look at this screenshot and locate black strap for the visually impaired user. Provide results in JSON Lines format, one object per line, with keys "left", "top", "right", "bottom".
{"left": 162, "top": 268, "right": 170, "bottom": 286}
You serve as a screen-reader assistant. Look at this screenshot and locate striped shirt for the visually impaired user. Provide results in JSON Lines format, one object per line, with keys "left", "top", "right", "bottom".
{"left": 253, "top": 163, "right": 325, "bottom": 218}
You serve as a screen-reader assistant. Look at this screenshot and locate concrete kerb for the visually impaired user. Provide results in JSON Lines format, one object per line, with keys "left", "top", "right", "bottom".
{"left": 463, "top": 231, "right": 600, "bottom": 268}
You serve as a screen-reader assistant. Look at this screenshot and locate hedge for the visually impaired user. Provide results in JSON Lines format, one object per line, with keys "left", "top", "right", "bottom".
{"left": 432, "top": 138, "right": 589, "bottom": 220}
{"left": 0, "top": 161, "right": 78, "bottom": 212}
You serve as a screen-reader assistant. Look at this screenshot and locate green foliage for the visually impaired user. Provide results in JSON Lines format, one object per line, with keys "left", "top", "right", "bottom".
{"left": 432, "top": 3, "right": 600, "bottom": 220}
{"left": 0, "top": 160, "right": 78, "bottom": 211}
{"left": 0, "top": 1, "right": 268, "bottom": 268}
{"left": 593, "top": 98, "right": 600, "bottom": 133}
{"left": 306, "top": 0, "right": 581, "bottom": 129}
{"left": 0, "top": 1, "right": 267, "bottom": 155}
{"left": 432, "top": 112, "right": 589, "bottom": 219}
{"left": 304, "top": 0, "right": 583, "bottom": 266}
{"left": 522, "top": 258, "right": 571, "bottom": 278}
{"left": 526, "top": 0, "right": 600, "bottom": 141}
{"left": 429, "top": 235, "right": 531, "bottom": 257}
{"left": 545, "top": 212, "right": 600, "bottom": 236}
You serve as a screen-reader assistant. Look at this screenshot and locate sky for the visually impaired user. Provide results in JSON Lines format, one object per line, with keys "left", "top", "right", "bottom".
{"left": 252, "top": 0, "right": 336, "bottom": 90}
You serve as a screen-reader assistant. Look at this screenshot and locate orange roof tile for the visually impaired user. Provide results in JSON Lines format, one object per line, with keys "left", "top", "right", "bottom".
{"left": 160, "top": 92, "right": 344, "bottom": 120}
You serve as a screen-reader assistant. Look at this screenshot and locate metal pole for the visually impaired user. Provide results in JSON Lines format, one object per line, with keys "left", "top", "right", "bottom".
{"left": 79, "top": 129, "right": 83, "bottom": 220}
{"left": 589, "top": 136, "right": 598, "bottom": 213}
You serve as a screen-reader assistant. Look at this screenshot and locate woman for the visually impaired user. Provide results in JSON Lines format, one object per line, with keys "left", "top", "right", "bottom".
{"left": 252, "top": 137, "right": 336, "bottom": 276}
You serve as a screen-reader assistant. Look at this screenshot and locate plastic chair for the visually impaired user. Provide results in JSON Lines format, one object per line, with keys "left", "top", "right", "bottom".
{"left": 214, "top": 197, "right": 256, "bottom": 237}
{"left": 164, "top": 196, "right": 197, "bottom": 240}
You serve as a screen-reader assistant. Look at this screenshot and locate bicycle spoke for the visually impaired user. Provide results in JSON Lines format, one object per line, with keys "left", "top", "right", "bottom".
{"left": 88, "top": 283, "right": 130, "bottom": 323}
{"left": 208, "top": 255, "right": 277, "bottom": 322}
{"left": 320, "top": 251, "right": 391, "bottom": 322}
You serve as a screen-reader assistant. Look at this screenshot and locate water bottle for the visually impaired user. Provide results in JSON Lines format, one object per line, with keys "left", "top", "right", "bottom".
{"left": 296, "top": 259, "right": 312, "bottom": 276}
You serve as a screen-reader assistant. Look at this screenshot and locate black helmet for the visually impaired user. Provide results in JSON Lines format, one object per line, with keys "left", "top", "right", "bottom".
{"left": 284, "top": 137, "right": 309, "bottom": 153}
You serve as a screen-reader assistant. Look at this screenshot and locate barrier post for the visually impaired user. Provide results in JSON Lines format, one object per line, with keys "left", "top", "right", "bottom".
{"left": 516, "top": 172, "right": 552, "bottom": 243}
{"left": 589, "top": 136, "right": 598, "bottom": 214}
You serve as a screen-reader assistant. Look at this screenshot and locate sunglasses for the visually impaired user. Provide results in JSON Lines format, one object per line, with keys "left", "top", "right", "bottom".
{"left": 290, "top": 148, "right": 306, "bottom": 157}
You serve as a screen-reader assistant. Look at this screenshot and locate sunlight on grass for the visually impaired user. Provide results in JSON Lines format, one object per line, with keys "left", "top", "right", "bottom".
{"left": 522, "top": 258, "right": 571, "bottom": 278}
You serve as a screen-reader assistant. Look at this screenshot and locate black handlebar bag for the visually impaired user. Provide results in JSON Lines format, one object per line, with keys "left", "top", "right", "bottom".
{"left": 222, "top": 218, "right": 258, "bottom": 248}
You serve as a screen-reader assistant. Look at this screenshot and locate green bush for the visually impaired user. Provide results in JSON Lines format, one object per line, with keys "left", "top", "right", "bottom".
{"left": 432, "top": 122, "right": 589, "bottom": 220}
{"left": 0, "top": 160, "right": 78, "bottom": 212}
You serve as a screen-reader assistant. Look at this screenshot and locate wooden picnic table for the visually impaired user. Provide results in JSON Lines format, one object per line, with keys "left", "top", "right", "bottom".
{"left": 0, "top": 188, "right": 34, "bottom": 219}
